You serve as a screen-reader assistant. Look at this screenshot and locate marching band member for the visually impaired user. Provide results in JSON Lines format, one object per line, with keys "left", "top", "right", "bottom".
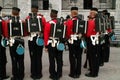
{"left": 102, "top": 10, "right": 113, "bottom": 63}
{"left": 85, "top": 8, "right": 100, "bottom": 77}
{"left": 2, "top": 7, "right": 26, "bottom": 80}
{"left": 66, "top": 7, "right": 85, "bottom": 78}
{"left": 44, "top": 9, "right": 66, "bottom": 80}
{"left": 0, "top": 6, "right": 9, "bottom": 80}
{"left": 26, "top": 5, "right": 46, "bottom": 79}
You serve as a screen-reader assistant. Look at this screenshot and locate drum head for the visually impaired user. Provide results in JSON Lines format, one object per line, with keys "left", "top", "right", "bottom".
{"left": 16, "top": 44, "right": 25, "bottom": 55}
{"left": 1, "top": 38, "right": 8, "bottom": 47}
{"left": 36, "top": 37, "right": 44, "bottom": 46}
{"left": 111, "top": 35, "right": 116, "bottom": 41}
{"left": 57, "top": 43, "right": 65, "bottom": 51}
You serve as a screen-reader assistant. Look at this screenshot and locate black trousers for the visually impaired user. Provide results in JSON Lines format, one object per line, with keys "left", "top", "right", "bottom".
{"left": 103, "top": 35, "right": 110, "bottom": 62}
{"left": 0, "top": 37, "right": 7, "bottom": 78}
{"left": 9, "top": 39, "right": 24, "bottom": 79}
{"left": 98, "top": 44, "right": 104, "bottom": 66}
{"left": 68, "top": 40, "right": 83, "bottom": 76}
{"left": 28, "top": 37, "right": 43, "bottom": 78}
{"left": 86, "top": 38, "right": 99, "bottom": 76}
{"left": 48, "top": 44, "right": 63, "bottom": 77}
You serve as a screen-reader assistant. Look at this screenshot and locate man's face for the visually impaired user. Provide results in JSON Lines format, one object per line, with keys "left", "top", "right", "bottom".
{"left": 71, "top": 10, "right": 78, "bottom": 17}
{"left": 89, "top": 11, "right": 97, "bottom": 18}
{"left": 31, "top": 8, "right": 38, "bottom": 14}
{"left": 12, "top": 10, "right": 19, "bottom": 16}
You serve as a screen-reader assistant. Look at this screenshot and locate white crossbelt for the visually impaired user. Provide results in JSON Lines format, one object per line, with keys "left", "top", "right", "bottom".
{"left": 9, "top": 37, "right": 24, "bottom": 47}
{"left": 28, "top": 33, "right": 37, "bottom": 41}
{"left": 48, "top": 38, "right": 58, "bottom": 47}
{"left": 9, "top": 37, "right": 15, "bottom": 46}
{"left": 9, "top": 19, "right": 23, "bottom": 37}
{"left": 90, "top": 33, "right": 99, "bottom": 45}
{"left": 68, "top": 34, "right": 82, "bottom": 44}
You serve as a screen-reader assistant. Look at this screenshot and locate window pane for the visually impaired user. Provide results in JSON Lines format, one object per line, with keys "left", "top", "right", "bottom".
{"left": 43, "top": 0, "right": 49, "bottom": 10}
{"left": 31, "top": 0, "right": 49, "bottom": 10}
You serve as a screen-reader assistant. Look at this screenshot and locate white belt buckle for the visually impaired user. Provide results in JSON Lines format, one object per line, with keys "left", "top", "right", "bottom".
{"left": 90, "top": 35, "right": 96, "bottom": 45}
{"left": 9, "top": 38, "right": 15, "bottom": 46}
{"left": 51, "top": 39, "right": 57, "bottom": 47}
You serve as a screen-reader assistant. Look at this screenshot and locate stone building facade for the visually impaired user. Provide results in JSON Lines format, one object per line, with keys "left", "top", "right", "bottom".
{"left": 0, "top": 0, "right": 117, "bottom": 20}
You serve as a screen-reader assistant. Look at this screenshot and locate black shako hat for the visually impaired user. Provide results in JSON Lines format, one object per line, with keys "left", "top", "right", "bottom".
{"left": 12, "top": 7, "right": 20, "bottom": 12}
{"left": 66, "top": 15, "right": 70, "bottom": 19}
{"left": 51, "top": 9, "right": 58, "bottom": 14}
{"left": 105, "top": 12, "right": 110, "bottom": 17}
{"left": 0, "top": 6, "right": 3, "bottom": 11}
{"left": 90, "top": 7, "right": 98, "bottom": 12}
{"left": 31, "top": 5, "right": 38, "bottom": 9}
{"left": 71, "top": 7, "right": 78, "bottom": 11}
{"left": 102, "top": 9, "right": 108, "bottom": 13}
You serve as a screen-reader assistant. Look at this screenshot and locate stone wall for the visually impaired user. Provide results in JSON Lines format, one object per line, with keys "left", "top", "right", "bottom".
{"left": 18, "top": 0, "right": 31, "bottom": 19}
{"left": 115, "top": 0, "right": 120, "bottom": 28}
{"left": 49, "top": 0, "right": 61, "bottom": 17}
{"left": 62, "top": 0, "right": 83, "bottom": 10}
{"left": 39, "top": 10, "right": 115, "bottom": 21}
{"left": 0, "top": 0, "right": 116, "bottom": 20}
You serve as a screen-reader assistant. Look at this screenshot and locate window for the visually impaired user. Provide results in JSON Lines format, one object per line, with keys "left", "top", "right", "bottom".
{"left": 43, "top": 0, "right": 49, "bottom": 10}
{"left": 111, "top": 0, "right": 116, "bottom": 9}
{"left": 99, "top": 0, "right": 115, "bottom": 9}
{"left": 31, "top": 0, "right": 49, "bottom": 10}
{"left": 84, "top": 0, "right": 92, "bottom": 9}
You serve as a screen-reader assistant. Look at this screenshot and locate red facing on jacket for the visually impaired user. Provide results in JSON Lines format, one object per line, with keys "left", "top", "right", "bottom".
{"left": 2, "top": 20, "right": 9, "bottom": 38}
{"left": 66, "top": 17, "right": 79, "bottom": 39}
{"left": 44, "top": 19, "right": 57, "bottom": 47}
{"left": 86, "top": 19, "right": 97, "bottom": 37}
{"left": 107, "top": 28, "right": 112, "bottom": 33}
{"left": 22, "top": 20, "right": 29, "bottom": 37}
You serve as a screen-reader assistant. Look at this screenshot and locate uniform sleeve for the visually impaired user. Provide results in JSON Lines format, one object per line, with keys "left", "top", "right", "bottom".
{"left": 26, "top": 16, "right": 30, "bottom": 19}
{"left": 2, "top": 20, "right": 9, "bottom": 38}
{"left": 107, "top": 28, "right": 112, "bottom": 33}
{"left": 44, "top": 22, "right": 50, "bottom": 47}
{"left": 42, "top": 16, "right": 46, "bottom": 32}
{"left": 22, "top": 20, "right": 29, "bottom": 36}
{"left": 66, "top": 20, "right": 73, "bottom": 39}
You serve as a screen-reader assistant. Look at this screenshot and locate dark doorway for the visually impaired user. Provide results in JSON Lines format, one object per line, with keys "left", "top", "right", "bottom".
{"left": 84, "top": 0, "right": 93, "bottom": 9}
{"left": 43, "top": 0, "right": 49, "bottom": 10}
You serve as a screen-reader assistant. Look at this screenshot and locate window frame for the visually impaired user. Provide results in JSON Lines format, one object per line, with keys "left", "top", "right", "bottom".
{"left": 31, "top": 0, "right": 49, "bottom": 10}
